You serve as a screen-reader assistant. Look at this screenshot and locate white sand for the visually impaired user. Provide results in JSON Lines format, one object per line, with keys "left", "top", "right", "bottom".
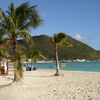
{"left": 0, "top": 69, "right": 100, "bottom": 100}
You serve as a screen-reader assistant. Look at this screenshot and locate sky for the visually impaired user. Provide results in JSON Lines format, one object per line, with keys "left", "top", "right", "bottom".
{"left": 0, "top": 0, "right": 100, "bottom": 50}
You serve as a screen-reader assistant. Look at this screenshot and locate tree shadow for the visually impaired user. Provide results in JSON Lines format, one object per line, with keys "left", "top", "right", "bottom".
{"left": 24, "top": 74, "right": 54, "bottom": 78}
{"left": 24, "top": 72, "right": 64, "bottom": 78}
{"left": 0, "top": 74, "right": 14, "bottom": 89}
{"left": 0, "top": 81, "right": 13, "bottom": 89}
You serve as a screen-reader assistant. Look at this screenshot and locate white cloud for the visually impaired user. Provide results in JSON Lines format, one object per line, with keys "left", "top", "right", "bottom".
{"left": 74, "top": 34, "right": 82, "bottom": 40}
{"left": 73, "top": 33, "right": 90, "bottom": 44}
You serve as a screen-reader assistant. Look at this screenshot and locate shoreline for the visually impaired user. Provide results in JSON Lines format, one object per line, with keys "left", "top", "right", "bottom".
{"left": 0, "top": 69, "right": 100, "bottom": 100}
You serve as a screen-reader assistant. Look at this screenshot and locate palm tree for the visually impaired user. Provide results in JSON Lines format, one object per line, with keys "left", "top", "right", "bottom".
{"left": 51, "top": 33, "right": 67, "bottom": 76}
{"left": 0, "top": 2, "right": 42, "bottom": 81}
{"left": 30, "top": 50, "right": 45, "bottom": 67}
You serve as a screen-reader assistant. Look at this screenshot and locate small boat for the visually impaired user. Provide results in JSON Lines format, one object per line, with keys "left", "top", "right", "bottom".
{"left": 60, "top": 63, "right": 66, "bottom": 67}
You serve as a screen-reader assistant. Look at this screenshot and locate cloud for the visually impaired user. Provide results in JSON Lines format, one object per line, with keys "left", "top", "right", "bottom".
{"left": 73, "top": 33, "right": 90, "bottom": 44}
{"left": 74, "top": 34, "right": 82, "bottom": 40}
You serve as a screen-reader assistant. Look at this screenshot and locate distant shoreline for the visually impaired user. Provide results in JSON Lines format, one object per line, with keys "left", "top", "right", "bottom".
{"left": 23, "top": 60, "right": 100, "bottom": 64}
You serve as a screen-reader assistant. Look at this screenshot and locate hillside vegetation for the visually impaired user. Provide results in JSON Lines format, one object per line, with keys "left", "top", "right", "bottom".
{"left": 18, "top": 35, "right": 100, "bottom": 60}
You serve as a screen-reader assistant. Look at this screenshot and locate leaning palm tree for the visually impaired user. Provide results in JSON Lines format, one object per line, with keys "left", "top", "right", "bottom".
{"left": 51, "top": 33, "right": 67, "bottom": 76}
{"left": 0, "top": 2, "right": 42, "bottom": 81}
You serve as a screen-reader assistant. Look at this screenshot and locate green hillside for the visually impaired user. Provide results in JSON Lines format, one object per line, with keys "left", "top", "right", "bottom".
{"left": 31, "top": 35, "right": 99, "bottom": 60}
{"left": 18, "top": 34, "right": 100, "bottom": 60}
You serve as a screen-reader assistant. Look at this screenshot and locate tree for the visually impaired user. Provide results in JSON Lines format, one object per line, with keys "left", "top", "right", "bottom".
{"left": 30, "top": 50, "right": 45, "bottom": 67}
{"left": 0, "top": 2, "right": 42, "bottom": 81}
{"left": 51, "top": 33, "right": 67, "bottom": 76}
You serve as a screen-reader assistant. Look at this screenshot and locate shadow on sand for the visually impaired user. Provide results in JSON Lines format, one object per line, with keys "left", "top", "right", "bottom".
{"left": 24, "top": 74, "right": 54, "bottom": 78}
{"left": 0, "top": 75, "right": 14, "bottom": 89}
{"left": 24, "top": 73, "right": 64, "bottom": 78}
{"left": 0, "top": 81, "right": 13, "bottom": 89}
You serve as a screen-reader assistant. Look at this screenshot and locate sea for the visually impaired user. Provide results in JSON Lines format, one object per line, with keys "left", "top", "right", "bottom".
{"left": 24, "top": 61, "right": 100, "bottom": 72}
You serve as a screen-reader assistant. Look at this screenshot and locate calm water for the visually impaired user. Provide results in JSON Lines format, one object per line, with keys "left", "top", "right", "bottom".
{"left": 32, "top": 61, "right": 100, "bottom": 72}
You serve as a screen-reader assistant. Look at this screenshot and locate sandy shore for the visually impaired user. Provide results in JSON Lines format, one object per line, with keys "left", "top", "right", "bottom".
{"left": 0, "top": 69, "right": 100, "bottom": 100}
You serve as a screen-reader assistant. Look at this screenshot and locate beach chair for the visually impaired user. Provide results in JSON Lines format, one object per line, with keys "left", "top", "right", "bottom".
{"left": 26, "top": 66, "right": 31, "bottom": 71}
{"left": 32, "top": 66, "right": 37, "bottom": 71}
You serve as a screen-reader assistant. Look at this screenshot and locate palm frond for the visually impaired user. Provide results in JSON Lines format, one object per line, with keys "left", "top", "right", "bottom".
{"left": 31, "top": 50, "right": 46, "bottom": 61}
{"left": 1, "top": 48, "right": 10, "bottom": 58}
{"left": 51, "top": 32, "right": 67, "bottom": 46}
{"left": 18, "top": 30, "right": 34, "bottom": 47}
{"left": 6, "top": 2, "right": 15, "bottom": 16}
{"left": 15, "top": 2, "right": 42, "bottom": 30}
{"left": 0, "top": 8, "right": 2, "bottom": 18}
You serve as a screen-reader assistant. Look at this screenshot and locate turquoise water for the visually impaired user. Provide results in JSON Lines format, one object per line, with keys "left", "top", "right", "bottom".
{"left": 33, "top": 61, "right": 100, "bottom": 72}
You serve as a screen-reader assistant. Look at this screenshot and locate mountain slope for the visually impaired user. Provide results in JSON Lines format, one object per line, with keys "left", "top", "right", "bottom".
{"left": 29, "top": 35, "right": 99, "bottom": 60}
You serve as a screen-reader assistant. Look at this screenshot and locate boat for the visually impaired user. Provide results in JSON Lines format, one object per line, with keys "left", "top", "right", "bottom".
{"left": 60, "top": 63, "right": 66, "bottom": 67}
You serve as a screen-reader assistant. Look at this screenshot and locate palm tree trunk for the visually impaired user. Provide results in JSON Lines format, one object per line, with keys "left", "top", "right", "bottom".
{"left": 13, "top": 42, "right": 18, "bottom": 82}
{"left": 55, "top": 45, "right": 60, "bottom": 75}
{"left": 13, "top": 39, "right": 23, "bottom": 82}
{"left": 13, "top": 52, "right": 23, "bottom": 82}
{"left": 13, "top": 57, "right": 23, "bottom": 82}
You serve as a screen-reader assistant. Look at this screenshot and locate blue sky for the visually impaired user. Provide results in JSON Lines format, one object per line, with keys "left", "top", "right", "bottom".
{"left": 0, "top": 0, "right": 100, "bottom": 50}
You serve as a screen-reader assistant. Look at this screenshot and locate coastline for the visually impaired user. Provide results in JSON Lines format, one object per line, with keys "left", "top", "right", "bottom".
{"left": 0, "top": 69, "right": 100, "bottom": 100}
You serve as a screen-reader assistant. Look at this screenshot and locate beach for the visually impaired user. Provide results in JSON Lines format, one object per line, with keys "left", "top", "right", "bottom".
{"left": 0, "top": 69, "right": 100, "bottom": 100}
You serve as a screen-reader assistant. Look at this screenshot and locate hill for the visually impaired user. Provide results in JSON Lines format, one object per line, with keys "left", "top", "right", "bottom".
{"left": 18, "top": 34, "right": 100, "bottom": 60}
{"left": 31, "top": 35, "right": 99, "bottom": 60}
